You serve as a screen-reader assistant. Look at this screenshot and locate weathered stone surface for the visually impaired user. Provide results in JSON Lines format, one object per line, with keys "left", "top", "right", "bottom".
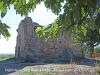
{"left": 15, "top": 17, "right": 84, "bottom": 62}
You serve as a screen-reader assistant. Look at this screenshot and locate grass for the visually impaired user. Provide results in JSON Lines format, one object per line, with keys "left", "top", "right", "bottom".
{"left": 18, "top": 68, "right": 100, "bottom": 75}
{"left": 16, "top": 68, "right": 60, "bottom": 75}
{"left": 0, "top": 55, "right": 14, "bottom": 61}
{"left": 41, "top": 71, "right": 51, "bottom": 75}
{"left": 1, "top": 55, "right": 100, "bottom": 75}
{"left": 23, "top": 71, "right": 36, "bottom": 75}
{"left": 21, "top": 58, "right": 99, "bottom": 75}
{"left": 19, "top": 70, "right": 63, "bottom": 75}
{"left": 95, "top": 62, "right": 100, "bottom": 74}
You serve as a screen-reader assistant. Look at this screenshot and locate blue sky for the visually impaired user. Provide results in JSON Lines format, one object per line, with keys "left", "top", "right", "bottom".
{"left": 0, "top": 2, "right": 57, "bottom": 54}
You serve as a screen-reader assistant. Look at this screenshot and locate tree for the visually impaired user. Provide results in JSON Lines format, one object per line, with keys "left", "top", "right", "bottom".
{"left": 35, "top": 0, "right": 100, "bottom": 54}
{"left": 0, "top": 0, "right": 100, "bottom": 54}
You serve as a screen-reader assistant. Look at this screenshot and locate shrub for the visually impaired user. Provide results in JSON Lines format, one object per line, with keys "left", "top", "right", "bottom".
{"left": 73, "top": 56, "right": 86, "bottom": 62}
{"left": 44, "top": 59, "right": 54, "bottom": 63}
{"left": 24, "top": 54, "right": 36, "bottom": 63}
{"left": 94, "top": 47, "right": 100, "bottom": 54}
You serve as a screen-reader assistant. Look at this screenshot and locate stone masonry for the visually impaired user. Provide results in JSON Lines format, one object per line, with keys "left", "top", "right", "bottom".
{"left": 15, "top": 17, "right": 84, "bottom": 62}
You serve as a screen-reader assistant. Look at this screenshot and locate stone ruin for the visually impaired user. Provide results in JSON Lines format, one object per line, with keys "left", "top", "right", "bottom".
{"left": 15, "top": 17, "right": 84, "bottom": 62}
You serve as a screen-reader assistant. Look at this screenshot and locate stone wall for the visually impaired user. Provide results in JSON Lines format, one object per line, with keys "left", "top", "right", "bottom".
{"left": 15, "top": 17, "right": 84, "bottom": 62}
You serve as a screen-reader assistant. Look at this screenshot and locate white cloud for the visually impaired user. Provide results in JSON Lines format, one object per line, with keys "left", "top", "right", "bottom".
{"left": 28, "top": 2, "right": 57, "bottom": 25}
{"left": 0, "top": 38, "right": 16, "bottom": 54}
{"left": 0, "top": 2, "right": 57, "bottom": 54}
{"left": 34, "top": 2, "right": 48, "bottom": 14}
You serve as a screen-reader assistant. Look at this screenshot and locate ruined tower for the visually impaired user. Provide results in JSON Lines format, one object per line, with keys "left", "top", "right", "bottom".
{"left": 15, "top": 17, "right": 84, "bottom": 62}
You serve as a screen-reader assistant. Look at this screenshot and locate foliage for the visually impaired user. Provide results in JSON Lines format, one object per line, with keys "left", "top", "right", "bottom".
{"left": 0, "top": 0, "right": 42, "bottom": 40}
{"left": 94, "top": 47, "right": 100, "bottom": 54}
{"left": 35, "top": 0, "right": 100, "bottom": 54}
{"left": 0, "top": 0, "right": 100, "bottom": 54}
{"left": 0, "top": 20, "right": 10, "bottom": 40}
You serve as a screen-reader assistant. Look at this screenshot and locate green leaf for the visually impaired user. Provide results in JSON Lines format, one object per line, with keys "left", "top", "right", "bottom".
{"left": 84, "top": 30, "right": 87, "bottom": 36}
{"left": 1, "top": 12, "right": 6, "bottom": 18}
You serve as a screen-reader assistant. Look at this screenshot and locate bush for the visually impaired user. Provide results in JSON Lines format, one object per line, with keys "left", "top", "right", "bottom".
{"left": 73, "top": 56, "right": 86, "bottom": 62}
{"left": 94, "top": 47, "right": 100, "bottom": 54}
{"left": 24, "top": 54, "right": 36, "bottom": 63}
{"left": 59, "top": 59, "right": 69, "bottom": 63}
{"left": 44, "top": 59, "right": 54, "bottom": 63}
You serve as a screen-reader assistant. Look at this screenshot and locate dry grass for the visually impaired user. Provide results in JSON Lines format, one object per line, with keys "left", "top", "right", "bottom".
{"left": 68, "top": 59, "right": 77, "bottom": 69}
{"left": 0, "top": 57, "right": 99, "bottom": 75}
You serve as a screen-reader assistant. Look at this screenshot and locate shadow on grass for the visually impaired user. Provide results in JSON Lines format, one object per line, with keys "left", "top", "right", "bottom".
{"left": 0, "top": 56, "right": 97, "bottom": 75}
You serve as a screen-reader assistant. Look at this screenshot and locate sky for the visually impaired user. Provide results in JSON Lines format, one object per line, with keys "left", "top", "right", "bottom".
{"left": 0, "top": 2, "right": 57, "bottom": 54}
